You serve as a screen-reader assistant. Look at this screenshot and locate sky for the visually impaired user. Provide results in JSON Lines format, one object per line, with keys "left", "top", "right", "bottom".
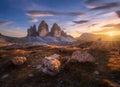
{"left": 0, "top": 0, "right": 120, "bottom": 37}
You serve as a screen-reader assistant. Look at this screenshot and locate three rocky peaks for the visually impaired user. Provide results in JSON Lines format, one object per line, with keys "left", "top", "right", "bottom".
{"left": 27, "top": 20, "right": 67, "bottom": 37}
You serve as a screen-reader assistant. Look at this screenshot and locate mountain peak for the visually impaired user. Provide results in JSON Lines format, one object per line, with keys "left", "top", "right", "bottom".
{"left": 41, "top": 20, "right": 47, "bottom": 24}
{"left": 53, "top": 23, "right": 58, "bottom": 26}
{"left": 50, "top": 23, "right": 61, "bottom": 37}
{"left": 27, "top": 25, "right": 37, "bottom": 37}
{"left": 38, "top": 20, "right": 49, "bottom": 37}
{"left": 27, "top": 20, "right": 69, "bottom": 38}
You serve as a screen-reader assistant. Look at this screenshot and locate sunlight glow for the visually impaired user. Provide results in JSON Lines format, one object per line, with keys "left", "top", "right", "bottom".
{"left": 108, "top": 32, "right": 114, "bottom": 37}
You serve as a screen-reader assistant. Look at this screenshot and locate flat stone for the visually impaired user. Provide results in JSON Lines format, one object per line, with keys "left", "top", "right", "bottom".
{"left": 28, "top": 74, "right": 34, "bottom": 77}
{"left": 94, "top": 70, "right": 99, "bottom": 75}
{"left": 1, "top": 74, "right": 9, "bottom": 79}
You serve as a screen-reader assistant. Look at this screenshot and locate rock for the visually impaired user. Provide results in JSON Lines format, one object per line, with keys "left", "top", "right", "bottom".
{"left": 63, "top": 56, "right": 71, "bottom": 61}
{"left": 61, "top": 30, "right": 67, "bottom": 37}
{"left": 36, "top": 54, "right": 61, "bottom": 75}
{"left": 36, "top": 65, "right": 41, "bottom": 69}
{"left": 61, "top": 56, "right": 71, "bottom": 64}
{"left": 11, "top": 56, "right": 27, "bottom": 65}
{"left": 95, "top": 62, "right": 99, "bottom": 65}
{"left": 96, "top": 78, "right": 100, "bottom": 80}
{"left": 28, "top": 74, "right": 34, "bottom": 77}
{"left": 49, "top": 54, "right": 60, "bottom": 60}
{"left": 49, "top": 23, "right": 62, "bottom": 37}
{"left": 94, "top": 70, "right": 99, "bottom": 75}
{"left": 27, "top": 24, "right": 38, "bottom": 36}
{"left": 1, "top": 74, "right": 9, "bottom": 79}
{"left": 27, "top": 65, "right": 31, "bottom": 67}
{"left": 118, "top": 80, "right": 120, "bottom": 83}
{"left": 38, "top": 20, "right": 49, "bottom": 37}
{"left": 71, "top": 50, "right": 95, "bottom": 62}
{"left": 26, "top": 20, "right": 71, "bottom": 40}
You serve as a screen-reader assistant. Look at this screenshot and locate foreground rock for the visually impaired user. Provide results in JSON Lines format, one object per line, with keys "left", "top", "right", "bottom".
{"left": 11, "top": 57, "right": 27, "bottom": 65}
{"left": 1, "top": 74, "right": 9, "bottom": 79}
{"left": 71, "top": 50, "right": 95, "bottom": 62}
{"left": 36, "top": 54, "right": 61, "bottom": 75}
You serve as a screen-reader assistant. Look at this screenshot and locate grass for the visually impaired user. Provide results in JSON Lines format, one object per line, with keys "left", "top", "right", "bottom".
{"left": 0, "top": 44, "right": 120, "bottom": 87}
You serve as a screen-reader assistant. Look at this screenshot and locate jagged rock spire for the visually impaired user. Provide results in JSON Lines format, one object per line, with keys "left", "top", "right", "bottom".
{"left": 50, "top": 23, "right": 62, "bottom": 37}
{"left": 38, "top": 20, "right": 49, "bottom": 37}
{"left": 27, "top": 20, "right": 69, "bottom": 37}
{"left": 27, "top": 24, "right": 37, "bottom": 36}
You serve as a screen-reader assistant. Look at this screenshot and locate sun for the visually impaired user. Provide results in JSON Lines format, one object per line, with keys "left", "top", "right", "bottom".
{"left": 108, "top": 32, "right": 114, "bottom": 36}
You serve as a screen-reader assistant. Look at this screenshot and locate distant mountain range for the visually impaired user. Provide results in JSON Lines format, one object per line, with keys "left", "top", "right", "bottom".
{"left": 27, "top": 20, "right": 71, "bottom": 38}
{"left": 77, "top": 33, "right": 102, "bottom": 41}
{"left": 0, "top": 21, "right": 120, "bottom": 47}
{"left": 0, "top": 20, "right": 76, "bottom": 46}
{"left": 77, "top": 33, "right": 120, "bottom": 42}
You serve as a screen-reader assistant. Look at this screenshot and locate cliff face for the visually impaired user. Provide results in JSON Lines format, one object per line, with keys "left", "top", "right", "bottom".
{"left": 49, "top": 23, "right": 62, "bottom": 37}
{"left": 61, "top": 30, "right": 67, "bottom": 37}
{"left": 27, "top": 25, "right": 38, "bottom": 36}
{"left": 38, "top": 20, "right": 49, "bottom": 37}
{"left": 27, "top": 20, "right": 69, "bottom": 38}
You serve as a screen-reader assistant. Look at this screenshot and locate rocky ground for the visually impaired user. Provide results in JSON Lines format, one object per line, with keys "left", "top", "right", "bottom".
{"left": 0, "top": 43, "right": 120, "bottom": 87}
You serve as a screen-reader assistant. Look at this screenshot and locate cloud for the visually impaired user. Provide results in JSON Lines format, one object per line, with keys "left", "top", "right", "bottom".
{"left": 91, "top": 23, "right": 120, "bottom": 34}
{"left": 26, "top": 10, "right": 84, "bottom": 17}
{"left": 75, "top": 30, "right": 84, "bottom": 34}
{"left": 85, "top": 0, "right": 100, "bottom": 4}
{"left": 69, "top": 11, "right": 120, "bottom": 37}
{"left": 85, "top": 0, "right": 106, "bottom": 9}
{"left": 90, "top": 2, "right": 120, "bottom": 10}
{"left": 29, "top": 18, "right": 38, "bottom": 22}
{"left": 102, "top": 23, "right": 120, "bottom": 28}
{"left": 92, "top": 28, "right": 120, "bottom": 34}
{"left": 88, "top": 24, "right": 98, "bottom": 27}
{"left": 116, "top": 11, "right": 120, "bottom": 18}
{"left": 0, "top": 21, "right": 12, "bottom": 26}
{"left": 72, "top": 20, "right": 89, "bottom": 24}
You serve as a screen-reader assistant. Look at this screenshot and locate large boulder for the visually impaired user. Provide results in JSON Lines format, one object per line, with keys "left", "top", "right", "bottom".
{"left": 36, "top": 54, "right": 61, "bottom": 75}
{"left": 71, "top": 50, "right": 95, "bottom": 62}
{"left": 27, "top": 25, "right": 37, "bottom": 36}
{"left": 11, "top": 56, "right": 27, "bottom": 65}
{"left": 38, "top": 20, "right": 49, "bottom": 37}
{"left": 49, "top": 23, "right": 62, "bottom": 37}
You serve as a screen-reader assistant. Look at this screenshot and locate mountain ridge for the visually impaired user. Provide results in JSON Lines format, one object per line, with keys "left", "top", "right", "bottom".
{"left": 27, "top": 20, "right": 72, "bottom": 38}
